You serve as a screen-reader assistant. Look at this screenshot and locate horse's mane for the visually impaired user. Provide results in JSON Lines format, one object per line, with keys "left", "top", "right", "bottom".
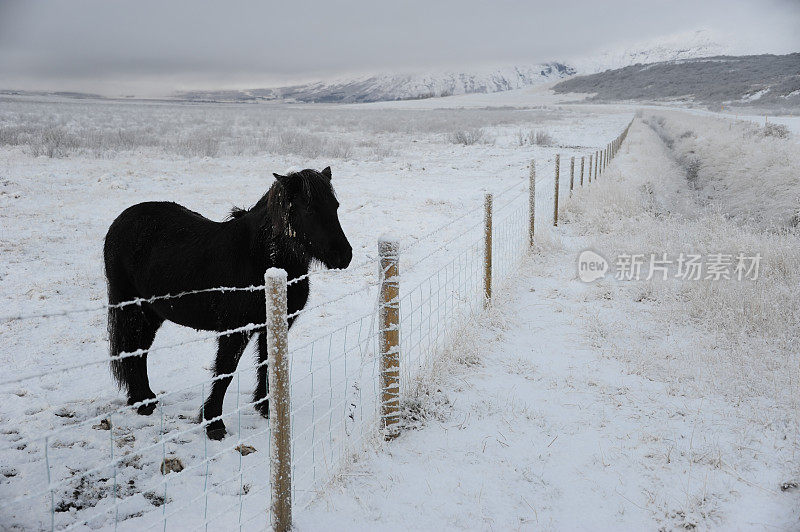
{"left": 228, "top": 168, "right": 335, "bottom": 223}
{"left": 229, "top": 206, "right": 248, "bottom": 219}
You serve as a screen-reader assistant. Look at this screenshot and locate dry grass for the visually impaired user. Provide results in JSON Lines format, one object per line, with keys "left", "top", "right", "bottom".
{"left": 0, "top": 97, "right": 559, "bottom": 159}
{"left": 563, "top": 116, "right": 800, "bottom": 416}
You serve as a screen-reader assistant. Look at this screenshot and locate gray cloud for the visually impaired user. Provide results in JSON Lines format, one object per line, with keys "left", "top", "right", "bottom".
{"left": 0, "top": 0, "right": 798, "bottom": 96}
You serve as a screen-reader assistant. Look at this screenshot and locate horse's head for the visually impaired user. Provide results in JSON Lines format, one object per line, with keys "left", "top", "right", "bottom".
{"left": 271, "top": 167, "right": 353, "bottom": 270}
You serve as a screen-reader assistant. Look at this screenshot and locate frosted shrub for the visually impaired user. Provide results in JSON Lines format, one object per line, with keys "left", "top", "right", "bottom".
{"left": 763, "top": 122, "right": 789, "bottom": 138}
{"left": 269, "top": 131, "right": 354, "bottom": 159}
{"left": 514, "top": 129, "right": 554, "bottom": 146}
{"left": 448, "top": 128, "right": 487, "bottom": 145}
{"left": 33, "top": 127, "right": 80, "bottom": 158}
{"left": 171, "top": 132, "right": 220, "bottom": 158}
{"left": 533, "top": 130, "right": 554, "bottom": 146}
{"left": 0, "top": 124, "right": 40, "bottom": 147}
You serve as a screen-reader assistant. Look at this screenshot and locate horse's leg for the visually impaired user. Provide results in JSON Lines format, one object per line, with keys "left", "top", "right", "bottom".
{"left": 253, "top": 332, "right": 269, "bottom": 419}
{"left": 108, "top": 304, "right": 163, "bottom": 415}
{"left": 201, "top": 332, "right": 250, "bottom": 440}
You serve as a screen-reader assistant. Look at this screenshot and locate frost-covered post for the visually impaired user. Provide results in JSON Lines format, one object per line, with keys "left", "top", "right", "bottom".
{"left": 594, "top": 150, "right": 599, "bottom": 180}
{"left": 580, "top": 156, "right": 585, "bottom": 187}
{"left": 601, "top": 147, "right": 605, "bottom": 174}
{"left": 599, "top": 149, "right": 603, "bottom": 176}
{"left": 569, "top": 156, "right": 575, "bottom": 195}
{"left": 265, "top": 268, "right": 291, "bottom": 532}
{"left": 588, "top": 154, "right": 592, "bottom": 184}
{"left": 378, "top": 238, "right": 400, "bottom": 439}
{"left": 529, "top": 160, "right": 536, "bottom": 247}
{"left": 553, "top": 154, "right": 560, "bottom": 226}
{"left": 599, "top": 149, "right": 602, "bottom": 175}
{"left": 483, "top": 193, "right": 493, "bottom": 306}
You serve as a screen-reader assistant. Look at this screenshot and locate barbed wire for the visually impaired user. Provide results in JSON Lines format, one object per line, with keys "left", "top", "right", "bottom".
{"left": 0, "top": 180, "right": 528, "bottom": 326}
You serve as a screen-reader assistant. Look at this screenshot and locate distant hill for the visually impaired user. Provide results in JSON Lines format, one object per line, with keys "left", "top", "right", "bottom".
{"left": 175, "top": 29, "right": 736, "bottom": 104}
{"left": 569, "top": 29, "right": 731, "bottom": 74}
{"left": 175, "top": 63, "right": 575, "bottom": 103}
{"left": 552, "top": 54, "right": 800, "bottom": 109}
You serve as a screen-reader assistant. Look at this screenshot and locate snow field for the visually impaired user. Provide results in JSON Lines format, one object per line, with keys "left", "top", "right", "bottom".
{"left": 0, "top": 96, "right": 631, "bottom": 530}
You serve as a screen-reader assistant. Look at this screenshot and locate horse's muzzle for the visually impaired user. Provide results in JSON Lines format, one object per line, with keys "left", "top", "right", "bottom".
{"left": 330, "top": 245, "right": 353, "bottom": 269}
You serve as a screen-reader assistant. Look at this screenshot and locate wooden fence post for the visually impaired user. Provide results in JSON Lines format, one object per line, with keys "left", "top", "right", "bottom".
{"left": 529, "top": 160, "right": 535, "bottom": 247}
{"left": 378, "top": 239, "right": 400, "bottom": 439}
{"left": 601, "top": 147, "right": 605, "bottom": 174}
{"left": 553, "top": 154, "right": 560, "bottom": 226}
{"left": 265, "top": 268, "right": 291, "bottom": 532}
{"left": 580, "top": 156, "right": 585, "bottom": 186}
{"left": 484, "top": 193, "right": 493, "bottom": 306}
{"left": 569, "top": 156, "right": 575, "bottom": 195}
{"left": 594, "top": 150, "right": 599, "bottom": 180}
{"left": 588, "top": 154, "right": 592, "bottom": 183}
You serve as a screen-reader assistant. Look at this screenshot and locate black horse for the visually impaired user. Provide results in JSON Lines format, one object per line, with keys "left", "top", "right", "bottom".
{"left": 104, "top": 167, "right": 352, "bottom": 439}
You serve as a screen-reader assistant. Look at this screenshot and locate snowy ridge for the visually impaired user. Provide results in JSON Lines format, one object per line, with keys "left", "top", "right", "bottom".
{"left": 570, "top": 28, "right": 732, "bottom": 73}
{"left": 176, "top": 29, "right": 735, "bottom": 104}
{"left": 176, "top": 63, "right": 575, "bottom": 103}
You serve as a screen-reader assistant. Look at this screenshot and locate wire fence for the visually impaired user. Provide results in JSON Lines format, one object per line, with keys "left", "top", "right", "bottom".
{"left": 0, "top": 121, "right": 632, "bottom": 531}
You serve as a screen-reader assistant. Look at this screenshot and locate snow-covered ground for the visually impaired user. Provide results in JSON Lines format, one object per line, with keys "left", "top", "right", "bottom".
{"left": 300, "top": 116, "right": 800, "bottom": 530}
{"left": 1, "top": 94, "right": 797, "bottom": 530}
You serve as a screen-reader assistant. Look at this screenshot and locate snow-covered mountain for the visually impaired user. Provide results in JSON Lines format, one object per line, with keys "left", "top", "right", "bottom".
{"left": 553, "top": 53, "right": 800, "bottom": 109}
{"left": 570, "top": 29, "right": 733, "bottom": 74}
{"left": 176, "top": 29, "right": 736, "bottom": 104}
{"left": 176, "top": 63, "right": 575, "bottom": 103}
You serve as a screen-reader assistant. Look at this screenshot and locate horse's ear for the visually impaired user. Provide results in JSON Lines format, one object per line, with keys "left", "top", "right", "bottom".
{"left": 274, "top": 173, "right": 300, "bottom": 196}
{"left": 321, "top": 166, "right": 332, "bottom": 180}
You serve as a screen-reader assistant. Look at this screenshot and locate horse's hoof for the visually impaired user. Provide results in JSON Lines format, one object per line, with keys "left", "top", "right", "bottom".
{"left": 129, "top": 396, "right": 157, "bottom": 416}
{"left": 136, "top": 402, "right": 157, "bottom": 416}
{"left": 206, "top": 423, "right": 226, "bottom": 440}
{"left": 254, "top": 400, "right": 270, "bottom": 419}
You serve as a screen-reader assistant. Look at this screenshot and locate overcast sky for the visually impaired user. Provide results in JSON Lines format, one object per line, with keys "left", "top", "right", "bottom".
{"left": 0, "top": 0, "right": 798, "bottom": 96}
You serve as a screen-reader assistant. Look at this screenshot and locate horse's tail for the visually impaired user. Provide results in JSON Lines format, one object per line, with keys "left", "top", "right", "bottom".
{"left": 108, "top": 303, "right": 126, "bottom": 389}
{"left": 105, "top": 229, "right": 126, "bottom": 390}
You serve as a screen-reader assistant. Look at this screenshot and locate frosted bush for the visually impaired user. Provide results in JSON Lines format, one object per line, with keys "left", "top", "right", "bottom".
{"left": 763, "top": 122, "right": 789, "bottom": 138}
{"left": 32, "top": 127, "right": 81, "bottom": 158}
{"left": 448, "top": 128, "right": 487, "bottom": 145}
{"left": 533, "top": 130, "right": 554, "bottom": 145}
{"left": 515, "top": 129, "right": 554, "bottom": 146}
